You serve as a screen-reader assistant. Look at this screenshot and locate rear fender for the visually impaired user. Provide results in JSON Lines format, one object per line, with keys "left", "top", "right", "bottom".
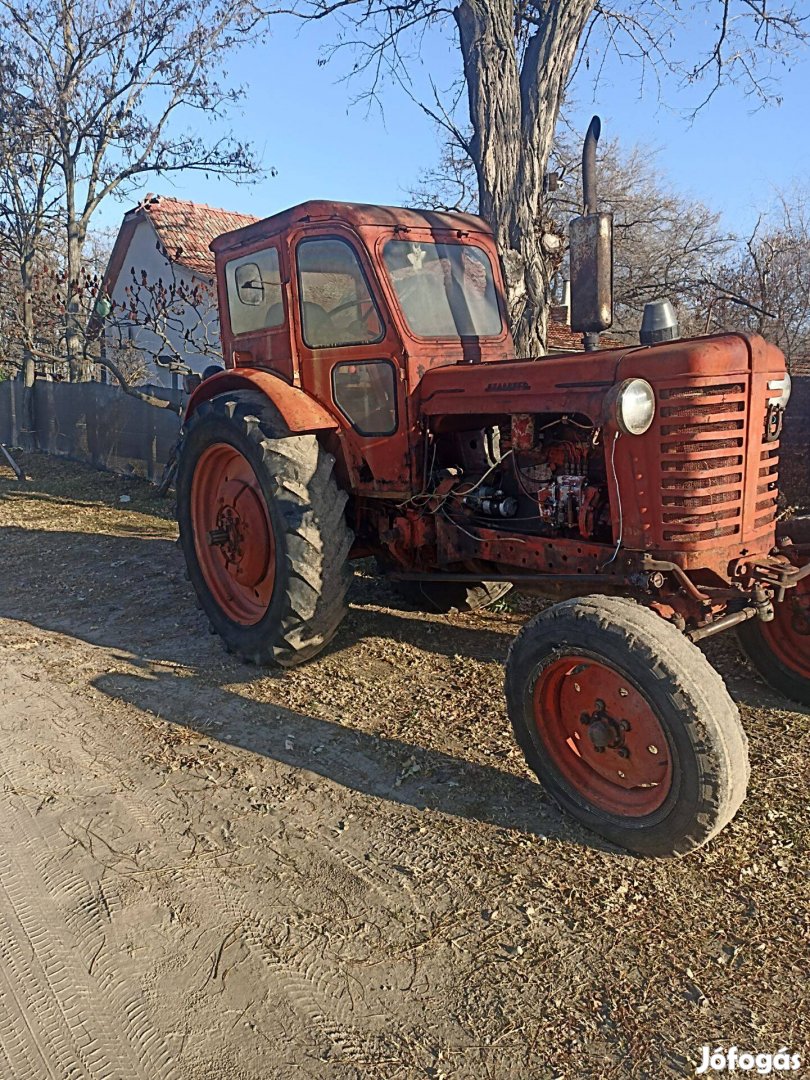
{"left": 184, "top": 368, "right": 339, "bottom": 433}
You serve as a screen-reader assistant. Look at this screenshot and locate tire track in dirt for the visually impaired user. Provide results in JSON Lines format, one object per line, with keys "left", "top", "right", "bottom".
{"left": 1, "top": 652, "right": 443, "bottom": 1072}
{"left": 0, "top": 666, "right": 177, "bottom": 1080}
{"left": 0, "top": 785, "right": 176, "bottom": 1079}
{"left": 78, "top": 664, "right": 457, "bottom": 1067}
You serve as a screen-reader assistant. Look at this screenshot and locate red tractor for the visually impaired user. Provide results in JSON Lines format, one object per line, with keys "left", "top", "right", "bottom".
{"left": 174, "top": 142, "right": 808, "bottom": 857}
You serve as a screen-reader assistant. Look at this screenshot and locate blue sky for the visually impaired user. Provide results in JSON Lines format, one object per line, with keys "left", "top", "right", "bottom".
{"left": 103, "top": 10, "right": 810, "bottom": 238}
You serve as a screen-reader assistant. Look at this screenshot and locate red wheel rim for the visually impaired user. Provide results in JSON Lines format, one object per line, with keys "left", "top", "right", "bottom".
{"left": 533, "top": 656, "right": 673, "bottom": 817}
{"left": 759, "top": 576, "right": 810, "bottom": 679}
{"left": 190, "top": 443, "right": 276, "bottom": 626}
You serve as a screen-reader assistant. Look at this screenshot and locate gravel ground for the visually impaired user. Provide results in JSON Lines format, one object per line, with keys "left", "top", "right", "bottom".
{"left": 0, "top": 451, "right": 807, "bottom": 1079}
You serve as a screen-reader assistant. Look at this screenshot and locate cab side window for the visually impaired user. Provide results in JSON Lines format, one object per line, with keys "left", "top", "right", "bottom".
{"left": 297, "top": 237, "right": 383, "bottom": 349}
{"left": 225, "top": 248, "right": 284, "bottom": 335}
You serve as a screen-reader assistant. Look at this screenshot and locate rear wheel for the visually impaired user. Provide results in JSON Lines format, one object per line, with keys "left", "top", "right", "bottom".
{"left": 505, "top": 596, "right": 749, "bottom": 856}
{"left": 177, "top": 392, "right": 352, "bottom": 666}
{"left": 737, "top": 576, "right": 810, "bottom": 705}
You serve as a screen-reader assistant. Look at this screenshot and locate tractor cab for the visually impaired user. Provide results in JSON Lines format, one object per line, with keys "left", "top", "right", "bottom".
{"left": 204, "top": 201, "right": 515, "bottom": 497}
{"left": 211, "top": 199, "right": 514, "bottom": 375}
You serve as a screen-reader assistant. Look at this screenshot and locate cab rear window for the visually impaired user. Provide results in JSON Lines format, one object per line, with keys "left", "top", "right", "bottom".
{"left": 225, "top": 248, "right": 284, "bottom": 335}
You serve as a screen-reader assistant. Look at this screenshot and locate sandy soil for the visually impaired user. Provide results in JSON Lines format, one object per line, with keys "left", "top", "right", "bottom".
{"left": 0, "top": 452, "right": 807, "bottom": 1080}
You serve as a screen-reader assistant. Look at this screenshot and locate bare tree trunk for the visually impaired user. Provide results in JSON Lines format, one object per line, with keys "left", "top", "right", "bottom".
{"left": 20, "top": 255, "right": 38, "bottom": 449}
{"left": 65, "top": 217, "right": 89, "bottom": 381}
{"left": 455, "top": 0, "right": 594, "bottom": 357}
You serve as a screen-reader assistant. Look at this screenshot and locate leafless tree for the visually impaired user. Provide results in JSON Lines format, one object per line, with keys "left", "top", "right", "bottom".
{"left": 411, "top": 132, "right": 734, "bottom": 341}
{"left": 705, "top": 189, "right": 810, "bottom": 365}
{"left": 0, "top": 0, "right": 270, "bottom": 381}
{"left": 0, "top": 51, "right": 62, "bottom": 439}
{"left": 280, "top": 0, "right": 808, "bottom": 355}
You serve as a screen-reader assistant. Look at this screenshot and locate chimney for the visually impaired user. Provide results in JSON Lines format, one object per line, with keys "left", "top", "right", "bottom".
{"left": 550, "top": 278, "right": 571, "bottom": 327}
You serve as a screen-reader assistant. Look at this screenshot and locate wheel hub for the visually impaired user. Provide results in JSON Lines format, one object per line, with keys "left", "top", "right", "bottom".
{"left": 533, "top": 656, "right": 673, "bottom": 817}
{"left": 209, "top": 505, "right": 244, "bottom": 564}
{"left": 190, "top": 442, "right": 276, "bottom": 626}
{"left": 580, "top": 703, "right": 630, "bottom": 756}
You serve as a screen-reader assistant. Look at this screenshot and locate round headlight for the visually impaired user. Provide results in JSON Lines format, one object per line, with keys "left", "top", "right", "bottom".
{"left": 768, "top": 372, "right": 791, "bottom": 409}
{"left": 615, "top": 378, "right": 656, "bottom": 436}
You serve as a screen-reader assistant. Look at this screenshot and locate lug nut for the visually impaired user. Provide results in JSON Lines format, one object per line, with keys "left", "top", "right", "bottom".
{"left": 208, "top": 528, "right": 229, "bottom": 546}
{"left": 647, "top": 744, "right": 658, "bottom": 755}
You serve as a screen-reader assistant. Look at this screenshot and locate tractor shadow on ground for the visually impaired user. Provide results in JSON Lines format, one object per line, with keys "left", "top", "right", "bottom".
{"left": 0, "top": 523, "right": 615, "bottom": 851}
{"left": 0, "top": 521, "right": 795, "bottom": 716}
{"left": 90, "top": 666, "right": 616, "bottom": 854}
{"left": 0, "top": 526, "right": 517, "bottom": 666}
{"left": 0, "top": 521, "right": 801, "bottom": 852}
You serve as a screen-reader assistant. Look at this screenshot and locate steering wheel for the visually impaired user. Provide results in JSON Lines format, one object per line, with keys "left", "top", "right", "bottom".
{"left": 328, "top": 298, "right": 375, "bottom": 318}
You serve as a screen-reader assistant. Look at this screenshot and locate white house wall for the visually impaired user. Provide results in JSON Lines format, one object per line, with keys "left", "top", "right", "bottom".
{"left": 107, "top": 219, "right": 221, "bottom": 388}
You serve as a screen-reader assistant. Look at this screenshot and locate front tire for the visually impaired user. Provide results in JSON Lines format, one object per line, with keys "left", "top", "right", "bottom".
{"left": 505, "top": 596, "right": 749, "bottom": 856}
{"left": 177, "top": 392, "right": 352, "bottom": 667}
{"left": 737, "top": 577, "right": 810, "bottom": 705}
{"left": 388, "top": 576, "right": 512, "bottom": 614}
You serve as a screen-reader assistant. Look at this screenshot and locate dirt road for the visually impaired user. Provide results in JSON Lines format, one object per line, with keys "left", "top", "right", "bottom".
{"left": 0, "top": 454, "right": 807, "bottom": 1079}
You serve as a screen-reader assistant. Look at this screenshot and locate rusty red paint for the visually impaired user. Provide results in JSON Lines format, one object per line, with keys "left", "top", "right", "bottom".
{"left": 533, "top": 655, "right": 673, "bottom": 816}
{"left": 190, "top": 442, "right": 276, "bottom": 625}
{"left": 186, "top": 368, "right": 338, "bottom": 434}
{"left": 511, "top": 413, "right": 535, "bottom": 451}
{"left": 184, "top": 198, "right": 794, "bottom": 635}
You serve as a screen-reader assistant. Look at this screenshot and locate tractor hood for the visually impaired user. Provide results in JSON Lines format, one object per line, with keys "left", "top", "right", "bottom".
{"left": 416, "top": 332, "right": 786, "bottom": 430}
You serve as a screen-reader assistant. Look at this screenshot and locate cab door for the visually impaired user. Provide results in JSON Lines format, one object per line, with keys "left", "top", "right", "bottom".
{"left": 222, "top": 240, "right": 294, "bottom": 381}
{"left": 287, "top": 225, "right": 412, "bottom": 498}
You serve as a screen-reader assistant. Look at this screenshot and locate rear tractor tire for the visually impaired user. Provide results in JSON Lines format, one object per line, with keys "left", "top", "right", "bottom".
{"left": 176, "top": 391, "right": 353, "bottom": 667}
{"left": 505, "top": 596, "right": 749, "bottom": 857}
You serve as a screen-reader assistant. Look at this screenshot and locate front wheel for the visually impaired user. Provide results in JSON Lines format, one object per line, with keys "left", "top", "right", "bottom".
{"left": 505, "top": 596, "right": 749, "bottom": 856}
{"left": 737, "top": 575, "right": 810, "bottom": 705}
{"left": 389, "top": 577, "right": 512, "bottom": 614}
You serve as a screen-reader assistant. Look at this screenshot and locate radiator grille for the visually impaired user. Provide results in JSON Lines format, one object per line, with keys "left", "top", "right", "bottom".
{"left": 756, "top": 444, "right": 779, "bottom": 530}
{"left": 659, "top": 382, "right": 747, "bottom": 543}
{"left": 657, "top": 379, "right": 778, "bottom": 545}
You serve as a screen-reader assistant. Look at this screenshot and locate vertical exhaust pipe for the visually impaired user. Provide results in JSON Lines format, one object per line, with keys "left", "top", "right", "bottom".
{"left": 569, "top": 115, "right": 613, "bottom": 351}
{"left": 582, "top": 116, "right": 601, "bottom": 217}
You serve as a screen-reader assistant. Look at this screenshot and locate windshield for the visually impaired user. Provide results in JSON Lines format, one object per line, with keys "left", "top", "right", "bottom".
{"left": 382, "top": 240, "right": 502, "bottom": 338}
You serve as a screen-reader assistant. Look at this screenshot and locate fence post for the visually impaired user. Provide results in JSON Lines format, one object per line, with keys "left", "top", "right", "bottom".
{"left": 145, "top": 406, "right": 158, "bottom": 482}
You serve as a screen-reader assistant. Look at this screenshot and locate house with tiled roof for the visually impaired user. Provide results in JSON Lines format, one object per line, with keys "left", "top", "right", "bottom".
{"left": 100, "top": 195, "right": 259, "bottom": 387}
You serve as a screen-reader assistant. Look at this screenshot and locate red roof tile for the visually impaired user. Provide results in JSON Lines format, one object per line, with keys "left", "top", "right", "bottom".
{"left": 136, "top": 194, "right": 259, "bottom": 277}
{"left": 546, "top": 307, "right": 624, "bottom": 352}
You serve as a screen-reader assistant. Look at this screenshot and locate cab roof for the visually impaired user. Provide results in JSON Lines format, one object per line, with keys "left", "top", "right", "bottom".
{"left": 209, "top": 199, "right": 494, "bottom": 256}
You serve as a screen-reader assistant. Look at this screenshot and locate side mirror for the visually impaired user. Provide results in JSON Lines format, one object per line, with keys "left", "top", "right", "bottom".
{"left": 568, "top": 115, "right": 614, "bottom": 349}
